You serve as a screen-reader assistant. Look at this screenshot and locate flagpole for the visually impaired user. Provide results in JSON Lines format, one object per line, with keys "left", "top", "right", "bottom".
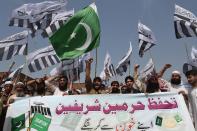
{"left": 128, "top": 41, "right": 132, "bottom": 76}
{"left": 93, "top": 0, "right": 97, "bottom": 78}
{"left": 77, "top": 56, "right": 81, "bottom": 83}
{"left": 8, "top": 61, "right": 15, "bottom": 72}
{"left": 95, "top": 48, "right": 98, "bottom": 77}
{"left": 28, "top": 99, "right": 31, "bottom": 131}
{"left": 24, "top": 31, "right": 29, "bottom": 83}
{"left": 184, "top": 42, "right": 190, "bottom": 61}
{"left": 128, "top": 61, "right": 131, "bottom": 76}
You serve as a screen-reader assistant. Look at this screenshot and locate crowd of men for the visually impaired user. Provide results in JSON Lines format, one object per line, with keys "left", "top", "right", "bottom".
{"left": 0, "top": 58, "right": 197, "bottom": 130}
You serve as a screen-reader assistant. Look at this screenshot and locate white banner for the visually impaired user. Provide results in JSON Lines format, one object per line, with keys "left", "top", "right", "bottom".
{"left": 4, "top": 93, "right": 194, "bottom": 131}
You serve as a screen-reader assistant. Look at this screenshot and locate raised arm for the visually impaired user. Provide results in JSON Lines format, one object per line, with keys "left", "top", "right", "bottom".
{"left": 85, "top": 58, "right": 93, "bottom": 93}
{"left": 133, "top": 64, "right": 140, "bottom": 81}
{"left": 157, "top": 64, "right": 172, "bottom": 78}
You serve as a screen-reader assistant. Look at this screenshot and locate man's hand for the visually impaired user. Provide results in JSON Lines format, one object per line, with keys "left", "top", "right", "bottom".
{"left": 164, "top": 64, "right": 172, "bottom": 69}
{"left": 134, "top": 64, "right": 140, "bottom": 70}
{"left": 85, "top": 58, "right": 93, "bottom": 64}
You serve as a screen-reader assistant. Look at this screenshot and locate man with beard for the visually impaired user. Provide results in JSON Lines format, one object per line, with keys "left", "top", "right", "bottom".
{"left": 0, "top": 81, "right": 13, "bottom": 105}
{"left": 26, "top": 78, "right": 46, "bottom": 96}
{"left": 169, "top": 70, "right": 188, "bottom": 95}
{"left": 110, "top": 81, "right": 120, "bottom": 94}
{"left": 0, "top": 81, "right": 13, "bottom": 130}
{"left": 8, "top": 82, "right": 28, "bottom": 104}
{"left": 85, "top": 58, "right": 107, "bottom": 94}
{"left": 45, "top": 75, "right": 71, "bottom": 96}
{"left": 133, "top": 64, "right": 161, "bottom": 93}
{"left": 133, "top": 64, "right": 171, "bottom": 93}
{"left": 146, "top": 75, "right": 161, "bottom": 93}
{"left": 185, "top": 69, "right": 197, "bottom": 130}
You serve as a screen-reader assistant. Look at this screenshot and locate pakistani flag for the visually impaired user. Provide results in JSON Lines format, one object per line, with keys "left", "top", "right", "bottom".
{"left": 11, "top": 114, "right": 25, "bottom": 131}
{"left": 49, "top": 3, "right": 100, "bottom": 60}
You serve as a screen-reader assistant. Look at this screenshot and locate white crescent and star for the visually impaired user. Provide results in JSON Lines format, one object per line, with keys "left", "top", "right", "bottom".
{"left": 15, "top": 121, "right": 23, "bottom": 128}
{"left": 69, "top": 22, "right": 92, "bottom": 51}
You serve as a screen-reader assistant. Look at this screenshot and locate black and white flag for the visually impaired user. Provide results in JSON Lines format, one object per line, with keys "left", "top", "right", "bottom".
{"left": 0, "top": 31, "right": 28, "bottom": 61}
{"left": 138, "top": 22, "right": 156, "bottom": 57}
{"left": 8, "top": 64, "right": 24, "bottom": 79}
{"left": 116, "top": 43, "right": 132, "bottom": 76}
{"left": 140, "top": 58, "right": 156, "bottom": 79}
{"left": 174, "top": 4, "right": 197, "bottom": 39}
{"left": 41, "top": 9, "right": 74, "bottom": 38}
{"left": 27, "top": 45, "right": 60, "bottom": 73}
{"left": 9, "top": 1, "right": 66, "bottom": 36}
{"left": 100, "top": 52, "right": 116, "bottom": 80}
{"left": 31, "top": 101, "right": 52, "bottom": 118}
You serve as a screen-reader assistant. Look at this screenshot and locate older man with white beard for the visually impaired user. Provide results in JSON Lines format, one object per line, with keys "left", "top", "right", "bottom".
{"left": 7, "top": 82, "right": 28, "bottom": 104}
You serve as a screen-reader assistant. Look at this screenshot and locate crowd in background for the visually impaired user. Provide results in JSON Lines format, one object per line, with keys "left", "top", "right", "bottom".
{"left": 0, "top": 58, "right": 196, "bottom": 130}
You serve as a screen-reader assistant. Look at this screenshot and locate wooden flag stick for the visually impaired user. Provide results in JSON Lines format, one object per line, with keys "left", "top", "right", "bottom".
{"left": 28, "top": 99, "right": 31, "bottom": 131}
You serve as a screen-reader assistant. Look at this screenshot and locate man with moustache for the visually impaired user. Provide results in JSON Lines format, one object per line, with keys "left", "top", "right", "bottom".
{"left": 169, "top": 70, "right": 188, "bottom": 95}
{"left": 85, "top": 58, "right": 107, "bottom": 94}
{"left": 8, "top": 82, "right": 27, "bottom": 104}
{"left": 122, "top": 76, "right": 141, "bottom": 94}
{"left": 110, "top": 81, "right": 120, "bottom": 94}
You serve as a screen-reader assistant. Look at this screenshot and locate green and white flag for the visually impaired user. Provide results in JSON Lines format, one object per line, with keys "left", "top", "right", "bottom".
{"left": 49, "top": 3, "right": 100, "bottom": 60}
{"left": 30, "top": 113, "right": 51, "bottom": 131}
{"left": 11, "top": 114, "right": 26, "bottom": 131}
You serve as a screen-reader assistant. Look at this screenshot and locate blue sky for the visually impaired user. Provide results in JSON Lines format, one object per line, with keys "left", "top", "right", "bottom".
{"left": 0, "top": 0, "right": 197, "bottom": 83}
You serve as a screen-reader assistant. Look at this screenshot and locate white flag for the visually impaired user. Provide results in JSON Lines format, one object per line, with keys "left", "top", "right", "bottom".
{"left": 42, "top": 9, "right": 74, "bottom": 38}
{"left": 140, "top": 58, "right": 155, "bottom": 79}
{"left": 174, "top": 4, "right": 197, "bottom": 39}
{"left": 27, "top": 45, "right": 60, "bottom": 72}
{"left": 10, "top": 1, "right": 66, "bottom": 23}
{"left": 100, "top": 52, "right": 116, "bottom": 80}
{"left": 0, "top": 31, "right": 28, "bottom": 61}
{"left": 116, "top": 42, "right": 132, "bottom": 76}
{"left": 138, "top": 22, "right": 156, "bottom": 57}
{"left": 9, "top": 1, "right": 67, "bottom": 36}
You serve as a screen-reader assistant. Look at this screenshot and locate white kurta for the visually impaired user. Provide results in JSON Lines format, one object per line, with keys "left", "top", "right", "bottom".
{"left": 188, "top": 87, "right": 197, "bottom": 131}
{"left": 54, "top": 88, "right": 69, "bottom": 96}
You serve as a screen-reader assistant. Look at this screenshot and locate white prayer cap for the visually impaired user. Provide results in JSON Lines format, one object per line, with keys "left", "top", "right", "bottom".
{"left": 4, "top": 81, "right": 13, "bottom": 86}
{"left": 16, "top": 82, "right": 24, "bottom": 86}
{"left": 172, "top": 70, "right": 181, "bottom": 75}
